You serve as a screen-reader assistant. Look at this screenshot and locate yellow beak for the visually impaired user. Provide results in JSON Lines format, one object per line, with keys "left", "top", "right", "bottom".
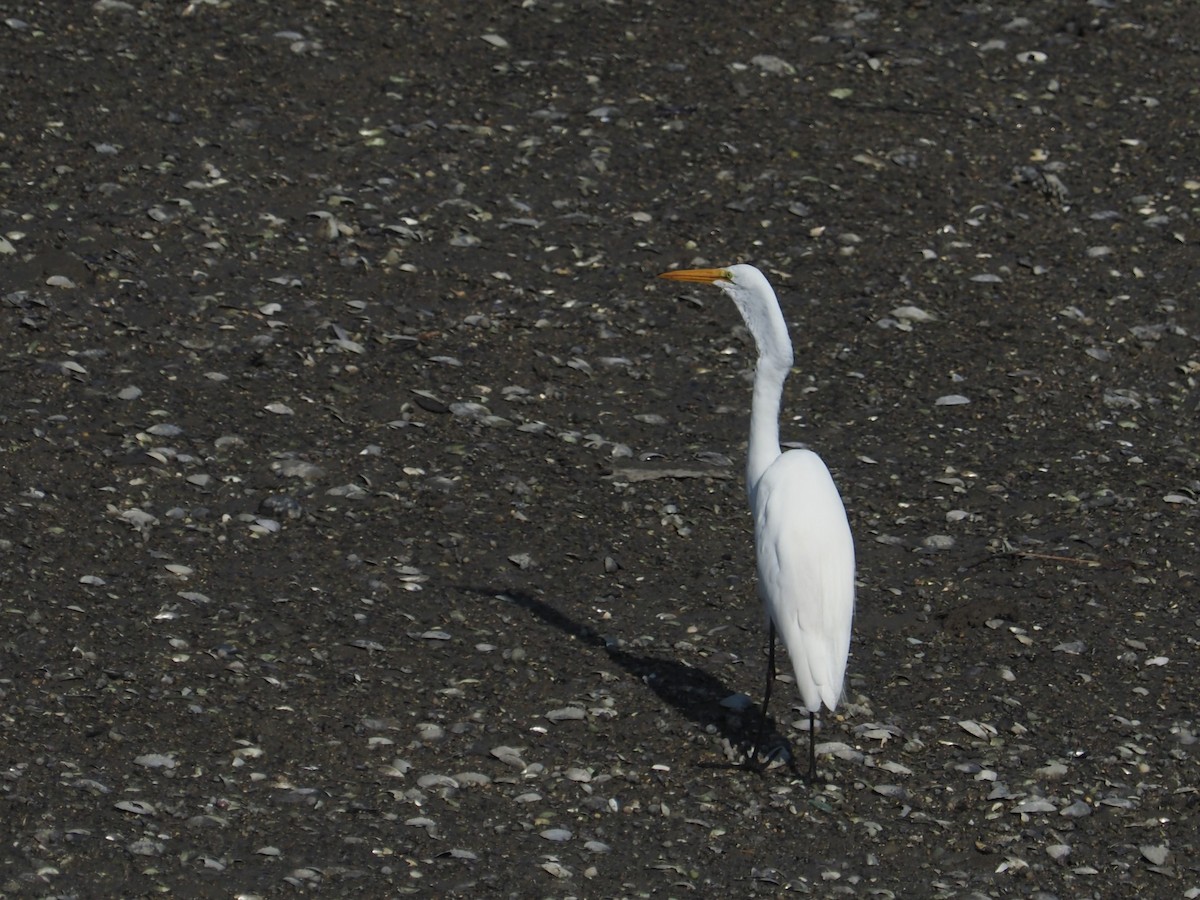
{"left": 657, "top": 267, "right": 732, "bottom": 284}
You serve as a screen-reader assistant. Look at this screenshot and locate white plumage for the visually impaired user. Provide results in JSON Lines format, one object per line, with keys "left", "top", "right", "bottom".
{"left": 751, "top": 447, "right": 854, "bottom": 714}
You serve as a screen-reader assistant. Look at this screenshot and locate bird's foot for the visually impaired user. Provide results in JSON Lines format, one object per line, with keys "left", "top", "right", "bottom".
{"left": 744, "top": 736, "right": 794, "bottom": 773}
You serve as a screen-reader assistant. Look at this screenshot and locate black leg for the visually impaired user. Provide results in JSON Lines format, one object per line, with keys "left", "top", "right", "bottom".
{"left": 807, "top": 710, "right": 816, "bottom": 780}
{"left": 748, "top": 621, "right": 777, "bottom": 767}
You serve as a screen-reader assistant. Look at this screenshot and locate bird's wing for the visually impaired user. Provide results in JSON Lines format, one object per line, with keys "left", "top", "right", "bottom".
{"left": 752, "top": 449, "right": 856, "bottom": 713}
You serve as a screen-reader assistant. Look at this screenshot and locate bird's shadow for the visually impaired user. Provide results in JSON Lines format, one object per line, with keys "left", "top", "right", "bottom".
{"left": 458, "top": 585, "right": 777, "bottom": 771}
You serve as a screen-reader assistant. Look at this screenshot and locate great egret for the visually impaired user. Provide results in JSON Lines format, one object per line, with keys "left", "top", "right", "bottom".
{"left": 658, "top": 264, "right": 855, "bottom": 777}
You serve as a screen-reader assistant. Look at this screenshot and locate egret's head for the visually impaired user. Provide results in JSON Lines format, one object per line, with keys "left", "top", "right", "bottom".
{"left": 657, "top": 264, "right": 773, "bottom": 301}
{"left": 657, "top": 263, "right": 791, "bottom": 368}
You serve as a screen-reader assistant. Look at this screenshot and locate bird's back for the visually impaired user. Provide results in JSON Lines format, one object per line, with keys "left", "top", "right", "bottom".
{"left": 750, "top": 448, "right": 855, "bottom": 713}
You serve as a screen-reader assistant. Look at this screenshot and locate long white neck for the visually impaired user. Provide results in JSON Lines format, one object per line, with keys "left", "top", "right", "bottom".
{"left": 747, "top": 354, "right": 788, "bottom": 494}
{"left": 729, "top": 277, "right": 793, "bottom": 497}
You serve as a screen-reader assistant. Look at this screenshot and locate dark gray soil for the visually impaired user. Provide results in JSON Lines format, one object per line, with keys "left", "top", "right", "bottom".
{"left": 2, "top": 0, "right": 1199, "bottom": 896}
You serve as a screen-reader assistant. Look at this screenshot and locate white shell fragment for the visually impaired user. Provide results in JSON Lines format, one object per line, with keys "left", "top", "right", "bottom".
{"left": 1053, "top": 641, "right": 1086, "bottom": 655}
{"left": 541, "top": 861, "right": 572, "bottom": 878}
{"left": 417, "top": 724, "right": 445, "bottom": 741}
{"left": 750, "top": 54, "right": 796, "bottom": 75}
{"left": 508, "top": 553, "right": 534, "bottom": 569}
{"left": 891, "top": 305, "right": 936, "bottom": 323}
{"left": 490, "top": 746, "right": 527, "bottom": 768}
{"left": 134, "top": 753, "right": 177, "bottom": 769}
{"left": 1036, "top": 761, "right": 1069, "bottom": 779}
{"left": 720, "top": 693, "right": 754, "bottom": 712}
{"left": 1140, "top": 845, "right": 1169, "bottom": 866}
{"left": 921, "top": 534, "right": 955, "bottom": 550}
{"left": 958, "top": 720, "right": 998, "bottom": 740}
{"left": 1011, "top": 797, "right": 1056, "bottom": 814}
{"left": 1046, "top": 844, "right": 1071, "bottom": 862}
{"left": 114, "top": 800, "right": 156, "bottom": 816}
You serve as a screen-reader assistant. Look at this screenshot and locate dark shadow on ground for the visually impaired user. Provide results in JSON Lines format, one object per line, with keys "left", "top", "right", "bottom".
{"left": 458, "top": 584, "right": 770, "bottom": 763}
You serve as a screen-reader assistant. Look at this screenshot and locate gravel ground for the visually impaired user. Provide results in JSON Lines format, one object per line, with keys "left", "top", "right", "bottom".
{"left": 2, "top": 0, "right": 1199, "bottom": 897}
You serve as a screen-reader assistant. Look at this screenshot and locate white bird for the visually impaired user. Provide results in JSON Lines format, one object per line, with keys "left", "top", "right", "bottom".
{"left": 658, "top": 264, "right": 855, "bottom": 776}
